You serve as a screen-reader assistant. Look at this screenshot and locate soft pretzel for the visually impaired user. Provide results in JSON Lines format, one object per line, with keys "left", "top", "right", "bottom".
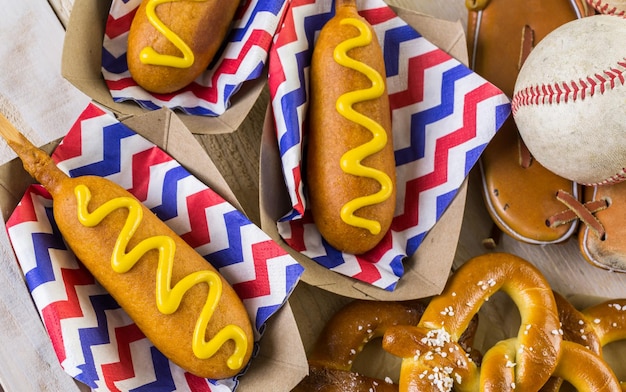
{"left": 552, "top": 291, "right": 603, "bottom": 353}
{"left": 382, "top": 326, "right": 481, "bottom": 391}
{"left": 541, "top": 293, "right": 626, "bottom": 391}
{"left": 548, "top": 340, "right": 621, "bottom": 391}
{"left": 293, "top": 367, "right": 398, "bottom": 392}
{"left": 293, "top": 299, "right": 479, "bottom": 391}
{"left": 581, "top": 298, "right": 626, "bottom": 349}
{"left": 382, "top": 253, "right": 562, "bottom": 392}
{"left": 384, "top": 332, "right": 620, "bottom": 392}
{"left": 485, "top": 336, "right": 621, "bottom": 392}
{"left": 0, "top": 114, "right": 253, "bottom": 379}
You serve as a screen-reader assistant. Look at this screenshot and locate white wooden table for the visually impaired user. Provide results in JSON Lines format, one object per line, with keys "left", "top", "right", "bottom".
{"left": 2, "top": 1, "right": 626, "bottom": 391}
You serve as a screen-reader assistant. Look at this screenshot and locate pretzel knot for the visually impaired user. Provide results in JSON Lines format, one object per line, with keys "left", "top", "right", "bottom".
{"left": 540, "top": 293, "right": 625, "bottom": 391}
{"left": 293, "top": 299, "right": 479, "bottom": 392}
{"left": 382, "top": 253, "right": 562, "bottom": 392}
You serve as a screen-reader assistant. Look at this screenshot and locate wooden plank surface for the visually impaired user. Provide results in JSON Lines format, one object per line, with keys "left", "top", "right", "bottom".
{"left": 2, "top": 0, "right": 626, "bottom": 391}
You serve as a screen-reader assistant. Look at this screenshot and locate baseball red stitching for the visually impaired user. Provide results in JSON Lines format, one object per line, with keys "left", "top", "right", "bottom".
{"left": 511, "top": 58, "right": 626, "bottom": 115}
{"left": 586, "top": 0, "right": 626, "bottom": 17}
{"left": 593, "top": 169, "right": 626, "bottom": 186}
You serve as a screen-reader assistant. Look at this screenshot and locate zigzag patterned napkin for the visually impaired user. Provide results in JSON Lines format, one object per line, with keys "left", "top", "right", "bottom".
{"left": 6, "top": 104, "right": 304, "bottom": 391}
{"left": 102, "top": 0, "right": 285, "bottom": 116}
{"left": 268, "top": 0, "right": 511, "bottom": 290}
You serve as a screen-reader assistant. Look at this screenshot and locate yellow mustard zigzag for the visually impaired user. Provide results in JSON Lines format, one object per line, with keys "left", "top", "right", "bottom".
{"left": 333, "top": 17, "right": 393, "bottom": 235}
{"left": 139, "top": 0, "right": 205, "bottom": 68}
{"left": 74, "top": 184, "right": 248, "bottom": 370}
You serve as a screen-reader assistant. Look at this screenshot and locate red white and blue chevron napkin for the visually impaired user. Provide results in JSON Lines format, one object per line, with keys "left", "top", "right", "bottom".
{"left": 6, "top": 104, "right": 304, "bottom": 391}
{"left": 102, "top": 0, "right": 286, "bottom": 116}
{"left": 268, "top": 0, "right": 511, "bottom": 290}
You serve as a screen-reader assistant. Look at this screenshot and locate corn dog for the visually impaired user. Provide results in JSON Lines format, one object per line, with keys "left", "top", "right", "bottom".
{"left": 306, "top": 0, "right": 396, "bottom": 255}
{"left": 127, "top": 0, "right": 241, "bottom": 94}
{"left": 0, "top": 113, "right": 253, "bottom": 379}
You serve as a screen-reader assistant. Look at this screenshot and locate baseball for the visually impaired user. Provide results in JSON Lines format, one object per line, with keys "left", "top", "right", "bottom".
{"left": 511, "top": 15, "right": 626, "bottom": 185}
{"left": 586, "top": 0, "right": 626, "bottom": 17}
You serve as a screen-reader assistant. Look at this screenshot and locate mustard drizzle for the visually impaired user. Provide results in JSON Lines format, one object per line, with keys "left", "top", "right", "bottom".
{"left": 140, "top": 0, "right": 205, "bottom": 68}
{"left": 74, "top": 184, "right": 248, "bottom": 370}
{"left": 333, "top": 17, "right": 393, "bottom": 235}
